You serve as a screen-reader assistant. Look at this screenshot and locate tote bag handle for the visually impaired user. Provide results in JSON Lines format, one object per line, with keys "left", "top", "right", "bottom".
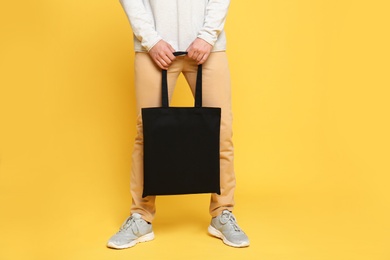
{"left": 161, "top": 51, "right": 202, "bottom": 108}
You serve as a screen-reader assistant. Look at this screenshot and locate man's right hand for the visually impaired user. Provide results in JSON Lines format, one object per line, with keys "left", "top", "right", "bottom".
{"left": 148, "top": 40, "right": 176, "bottom": 70}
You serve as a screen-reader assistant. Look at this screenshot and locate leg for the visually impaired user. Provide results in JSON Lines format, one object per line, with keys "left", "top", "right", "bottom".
{"left": 183, "top": 53, "right": 249, "bottom": 248}
{"left": 182, "top": 52, "right": 236, "bottom": 217}
{"left": 130, "top": 53, "right": 182, "bottom": 222}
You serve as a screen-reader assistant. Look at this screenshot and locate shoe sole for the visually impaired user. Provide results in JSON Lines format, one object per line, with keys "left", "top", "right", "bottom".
{"left": 107, "top": 232, "right": 155, "bottom": 249}
{"left": 208, "top": 225, "right": 249, "bottom": 248}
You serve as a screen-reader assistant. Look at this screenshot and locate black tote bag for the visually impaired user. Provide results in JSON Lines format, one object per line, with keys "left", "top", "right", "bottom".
{"left": 141, "top": 52, "right": 221, "bottom": 197}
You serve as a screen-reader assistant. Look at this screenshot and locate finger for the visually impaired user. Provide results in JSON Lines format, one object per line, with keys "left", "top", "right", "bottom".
{"left": 166, "top": 51, "right": 176, "bottom": 61}
{"left": 155, "top": 59, "right": 167, "bottom": 70}
{"left": 198, "top": 52, "right": 210, "bottom": 65}
{"left": 196, "top": 52, "right": 204, "bottom": 62}
{"left": 188, "top": 48, "right": 195, "bottom": 59}
{"left": 162, "top": 51, "right": 175, "bottom": 63}
{"left": 185, "top": 46, "right": 193, "bottom": 56}
{"left": 157, "top": 55, "right": 171, "bottom": 67}
{"left": 191, "top": 51, "right": 200, "bottom": 60}
{"left": 160, "top": 54, "right": 172, "bottom": 66}
{"left": 165, "top": 44, "right": 176, "bottom": 60}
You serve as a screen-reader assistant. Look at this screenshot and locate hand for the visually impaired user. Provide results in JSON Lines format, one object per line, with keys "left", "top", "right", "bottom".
{"left": 186, "top": 38, "right": 213, "bottom": 65}
{"left": 149, "top": 40, "right": 176, "bottom": 70}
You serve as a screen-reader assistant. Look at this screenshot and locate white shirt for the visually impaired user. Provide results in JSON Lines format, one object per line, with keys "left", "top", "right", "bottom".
{"left": 119, "top": 0, "right": 230, "bottom": 52}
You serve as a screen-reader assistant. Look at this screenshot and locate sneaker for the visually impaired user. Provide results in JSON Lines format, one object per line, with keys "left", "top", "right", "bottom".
{"left": 107, "top": 213, "right": 154, "bottom": 249}
{"left": 208, "top": 210, "right": 250, "bottom": 248}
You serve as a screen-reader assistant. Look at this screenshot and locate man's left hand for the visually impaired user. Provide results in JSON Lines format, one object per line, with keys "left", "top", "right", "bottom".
{"left": 186, "top": 38, "right": 213, "bottom": 65}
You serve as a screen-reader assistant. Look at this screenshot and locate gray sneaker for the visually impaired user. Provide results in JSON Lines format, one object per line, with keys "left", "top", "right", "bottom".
{"left": 107, "top": 213, "right": 154, "bottom": 249}
{"left": 208, "top": 210, "right": 250, "bottom": 248}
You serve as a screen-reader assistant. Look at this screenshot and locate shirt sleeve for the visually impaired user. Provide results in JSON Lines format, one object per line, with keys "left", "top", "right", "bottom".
{"left": 119, "top": 0, "right": 162, "bottom": 51}
{"left": 197, "top": 0, "right": 230, "bottom": 46}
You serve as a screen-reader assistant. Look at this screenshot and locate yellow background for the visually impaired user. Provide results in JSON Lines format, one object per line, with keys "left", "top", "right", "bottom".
{"left": 1, "top": 0, "right": 389, "bottom": 259}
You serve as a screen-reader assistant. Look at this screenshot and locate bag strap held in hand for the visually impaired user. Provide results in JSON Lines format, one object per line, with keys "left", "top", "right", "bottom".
{"left": 161, "top": 51, "right": 202, "bottom": 108}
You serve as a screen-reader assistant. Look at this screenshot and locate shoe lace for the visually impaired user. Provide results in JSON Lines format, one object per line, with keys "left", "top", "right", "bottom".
{"left": 221, "top": 211, "right": 242, "bottom": 232}
{"left": 119, "top": 216, "right": 140, "bottom": 234}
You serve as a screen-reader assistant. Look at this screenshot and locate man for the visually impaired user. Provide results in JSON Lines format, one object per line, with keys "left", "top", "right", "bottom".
{"left": 107, "top": 0, "right": 249, "bottom": 248}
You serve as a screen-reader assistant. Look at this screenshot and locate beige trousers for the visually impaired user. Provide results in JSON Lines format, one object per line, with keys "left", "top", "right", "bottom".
{"left": 130, "top": 52, "right": 236, "bottom": 223}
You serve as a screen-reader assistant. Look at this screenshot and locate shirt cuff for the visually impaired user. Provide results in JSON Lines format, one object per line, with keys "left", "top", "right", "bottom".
{"left": 197, "top": 34, "right": 216, "bottom": 47}
{"left": 144, "top": 36, "right": 163, "bottom": 52}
